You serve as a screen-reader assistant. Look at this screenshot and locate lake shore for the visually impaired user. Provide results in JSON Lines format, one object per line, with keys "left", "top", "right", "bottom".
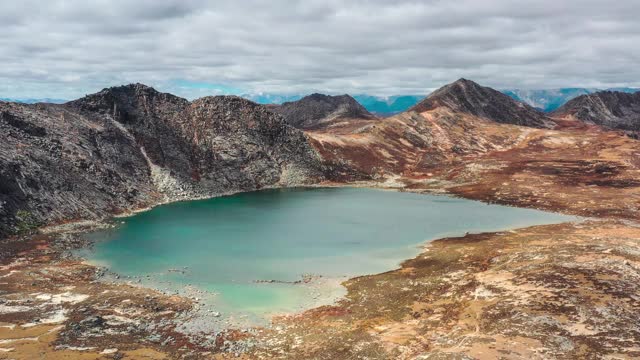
{"left": 1, "top": 161, "right": 640, "bottom": 359}
{"left": 76, "top": 187, "right": 574, "bottom": 331}
{"left": 2, "top": 215, "right": 639, "bottom": 359}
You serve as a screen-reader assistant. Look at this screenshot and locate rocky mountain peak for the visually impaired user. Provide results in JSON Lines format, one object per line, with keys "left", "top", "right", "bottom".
{"left": 188, "top": 95, "right": 298, "bottom": 135}
{"left": 272, "top": 93, "right": 377, "bottom": 130}
{"left": 65, "top": 83, "right": 189, "bottom": 126}
{"left": 191, "top": 94, "right": 261, "bottom": 110}
{"left": 552, "top": 91, "right": 640, "bottom": 137}
{"left": 69, "top": 83, "right": 167, "bottom": 106}
{"left": 410, "top": 79, "right": 555, "bottom": 128}
{"left": 450, "top": 78, "right": 475, "bottom": 87}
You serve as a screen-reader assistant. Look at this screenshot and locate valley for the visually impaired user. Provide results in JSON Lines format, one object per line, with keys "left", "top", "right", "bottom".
{"left": 1, "top": 79, "right": 640, "bottom": 359}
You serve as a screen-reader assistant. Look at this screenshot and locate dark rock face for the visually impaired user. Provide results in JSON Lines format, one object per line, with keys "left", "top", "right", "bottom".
{"left": 0, "top": 84, "right": 323, "bottom": 237}
{"left": 183, "top": 96, "right": 323, "bottom": 189}
{"left": 410, "top": 79, "right": 555, "bottom": 128}
{"left": 0, "top": 101, "right": 157, "bottom": 237}
{"left": 552, "top": 91, "right": 640, "bottom": 137}
{"left": 67, "top": 84, "right": 192, "bottom": 177}
{"left": 272, "top": 93, "right": 377, "bottom": 130}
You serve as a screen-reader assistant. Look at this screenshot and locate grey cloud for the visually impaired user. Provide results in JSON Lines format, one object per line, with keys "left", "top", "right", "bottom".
{"left": 0, "top": 0, "right": 638, "bottom": 99}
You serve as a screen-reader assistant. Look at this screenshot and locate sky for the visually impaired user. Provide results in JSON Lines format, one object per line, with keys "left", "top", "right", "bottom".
{"left": 1, "top": 0, "right": 639, "bottom": 100}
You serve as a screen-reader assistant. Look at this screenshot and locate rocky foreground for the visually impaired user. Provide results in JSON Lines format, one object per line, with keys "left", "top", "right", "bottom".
{"left": 1, "top": 79, "right": 640, "bottom": 359}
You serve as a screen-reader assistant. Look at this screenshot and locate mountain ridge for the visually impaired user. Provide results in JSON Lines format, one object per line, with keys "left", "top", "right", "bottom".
{"left": 504, "top": 87, "right": 640, "bottom": 112}
{"left": 409, "top": 78, "right": 555, "bottom": 128}
{"left": 5, "top": 86, "right": 639, "bottom": 116}
{"left": 3, "top": 79, "right": 639, "bottom": 237}
{"left": 552, "top": 90, "right": 640, "bottom": 137}
{"left": 271, "top": 93, "right": 377, "bottom": 130}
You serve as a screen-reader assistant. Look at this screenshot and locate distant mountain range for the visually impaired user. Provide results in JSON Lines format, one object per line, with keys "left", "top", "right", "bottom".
{"left": 250, "top": 88, "right": 640, "bottom": 115}
{"left": 244, "top": 93, "right": 424, "bottom": 116}
{"left": 3, "top": 87, "right": 639, "bottom": 115}
{"left": 0, "top": 98, "right": 67, "bottom": 104}
{"left": 351, "top": 95, "right": 424, "bottom": 116}
{"left": 503, "top": 88, "right": 640, "bottom": 112}
{"left": 242, "top": 94, "right": 303, "bottom": 105}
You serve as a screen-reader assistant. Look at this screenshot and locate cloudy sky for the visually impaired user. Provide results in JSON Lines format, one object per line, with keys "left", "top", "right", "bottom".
{"left": 1, "top": 0, "right": 639, "bottom": 99}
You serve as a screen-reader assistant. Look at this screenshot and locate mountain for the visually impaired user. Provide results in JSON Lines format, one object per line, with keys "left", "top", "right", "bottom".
{"left": 503, "top": 87, "right": 640, "bottom": 112}
{"left": 309, "top": 106, "right": 528, "bottom": 181}
{"left": 352, "top": 95, "right": 423, "bottom": 116}
{"left": 552, "top": 90, "right": 640, "bottom": 137}
{"left": 271, "top": 93, "right": 378, "bottom": 130}
{"left": 410, "top": 78, "right": 555, "bottom": 128}
{"left": 308, "top": 79, "right": 556, "bottom": 180}
{"left": 4, "top": 86, "right": 639, "bottom": 116}
{"left": 5, "top": 80, "right": 638, "bottom": 237}
{"left": 0, "top": 84, "right": 323, "bottom": 237}
{"left": 306, "top": 79, "right": 640, "bottom": 188}
{"left": 0, "top": 100, "right": 156, "bottom": 237}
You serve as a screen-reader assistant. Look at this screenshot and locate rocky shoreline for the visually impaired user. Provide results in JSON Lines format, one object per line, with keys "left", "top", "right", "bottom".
{"left": 0, "top": 193, "right": 353, "bottom": 358}
{"left": 1, "top": 176, "right": 639, "bottom": 359}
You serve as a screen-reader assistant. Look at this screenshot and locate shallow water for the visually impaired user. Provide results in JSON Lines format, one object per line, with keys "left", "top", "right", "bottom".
{"left": 79, "top": 187, "right": 576, "bottom": 325}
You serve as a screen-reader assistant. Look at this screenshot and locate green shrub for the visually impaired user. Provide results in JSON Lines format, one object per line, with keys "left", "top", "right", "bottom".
{"left": 15, "top": 210, "right": 39, "bottom": 234}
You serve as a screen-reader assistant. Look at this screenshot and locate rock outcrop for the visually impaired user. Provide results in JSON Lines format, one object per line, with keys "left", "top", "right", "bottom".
{"left": 271, "top": 93, "right": 377, "bottom": 130}
{"left": 0, "top": 84, "right": 323, "bottom": 237}
{"left": 411, "top": 79, "right": 556, "bottom": 128}
{"left": 552, "top": 90, "right": 640, "bottom": 137}
{"left": 0, "top": 101, "right": 157, "bottom": 236}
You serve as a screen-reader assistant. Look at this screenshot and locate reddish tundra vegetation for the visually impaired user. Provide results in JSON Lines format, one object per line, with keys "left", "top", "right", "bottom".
{"left": 1, "top": 79, "right": 640, "bottom": 359}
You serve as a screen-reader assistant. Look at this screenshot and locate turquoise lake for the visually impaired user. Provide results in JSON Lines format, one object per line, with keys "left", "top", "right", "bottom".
{"left": 79, "top": 187, "right": 576, "bottom": 326}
